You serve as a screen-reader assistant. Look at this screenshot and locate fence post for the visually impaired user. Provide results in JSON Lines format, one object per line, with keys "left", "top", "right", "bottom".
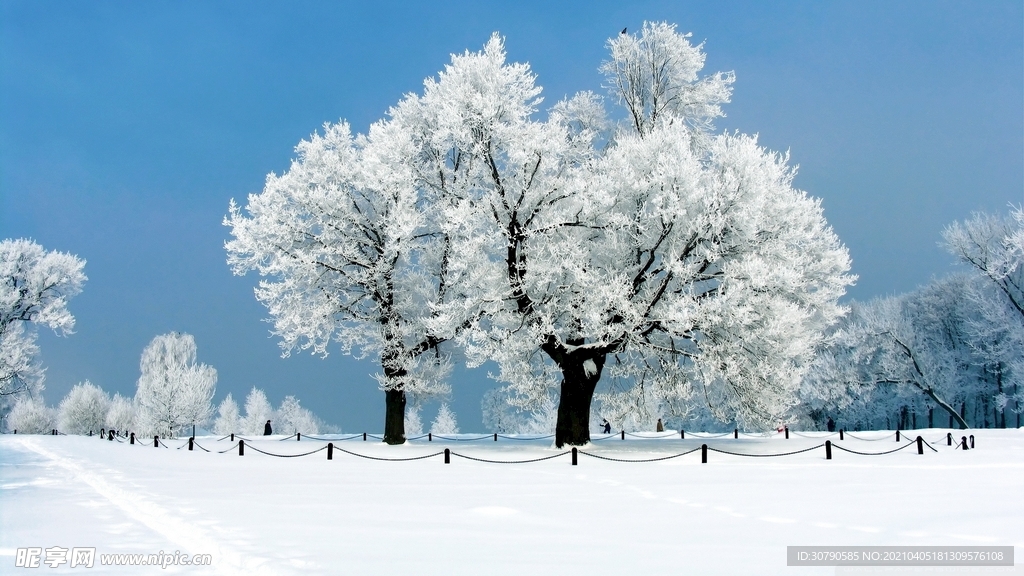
{"left": 916, "top": 436, "right": 923, "bottom": 455}
{"left": 428, "top": 433, "right": 432, "bottom": 441}
{"left": 230, "top": 433, "right": 234, "bottom": 442}
{"left": 239, "top": 440, "right": 245, "bottom": 456}
{"left": 572, "top": 447, "right": 577, "bottom": 466}
{"left": 825, "top": 440, "right": 832, "bottom": 460}
{"left": 734, "top": 428, "right": 738, "bottom": 439}
{"left": 153, "top": 436, "right": 159, "bottom": 448}
{"left": 189, "top": 437, "right": 194, "bottom": 451}
{"left": 839, "top": 429, "right": 844, "bottom": 441}
{"left": 494, "top": 433, "right": 497, "bottom": 442}
{"left": 680, "top": 430, "right": 685, "bottom": 439}
{"left": 130, "top": 432, "right": 135, "bottom": 445}
{"left": 896, "top": 430, "right": 900, "bottom": 442}
{"left": 785, "top": 426, "right": 789, "bottom": 439}
{"left": 701, "top": 443, "right": 708, "bottom": 464}
{"left": 327, "top": 443, "right": 333, "bottom": 460}
{"left": 89, "top": 430, "right": 92, "bottom": 437}
{"left": 108, "top": 430, "right": 113, "bottom": 441}
{"left": 960, "top": 436, "right": 968, "bottom": 451}
{"left": 363, "top": 432, "right": 367, "bottom": 441}
{"left": 444, "top": 448, "right": 450, "bottom": 464}
{"left": 969, "top": 435, "right": 974, "bottom": 449}
{"left": 621, "top": 430, "right": 625, "bottom": 440}
{"left": 947, "top": 432, "right": 952, "bottom": 446}
{"left": 297, "top": 432, "right": 301, "bottom": 441}
{"left": 101, "top": 428, "right": 106, "bottom": 438}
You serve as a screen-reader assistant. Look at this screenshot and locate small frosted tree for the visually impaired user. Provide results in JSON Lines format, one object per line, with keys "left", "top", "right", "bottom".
{"left": 106, "top": 393, "right": 135, "bottom": 433}
{"left": 58, "top": 381, "right": 110, "bottom": 435}
{"left": 241, "top": 387, "right": 273, "bottom": 435}
{"left": 134, "top": 332, "right": 217, "bottom": 438}
{"left": 430, "top": 403, "right": 459, "bottom": 435}
{"left": 275, "top": 395, "right": 323, "bottom": 435}
{"left": 6, "top": 395, "right": 55, "bottom": 434}
{"left": 0, "top": 239, "right": 86, "bottom": 414}
{"left": 404, "top": 405, "right": 423, "bottom": 436}
{"left": 213, "top": 393, "right": 241, "bottom": 435}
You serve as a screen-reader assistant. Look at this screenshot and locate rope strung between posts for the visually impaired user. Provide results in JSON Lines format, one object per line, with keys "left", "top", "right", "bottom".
{"left": 830, "top": 442, "right": 917, "bottom": 456}
{"left": 623, "top": 432, "right": 680, "bottom": 440}
{"left": 276, "top": 433, "right": 299, "bottom": 441}
{"left": 843, "top": 432, "right": 897, "bottom": 442}
{"left": 429, "top": 434, "right": 495, "bottom": 442}
{"left": 706, "top": 444, "right": 826, "bottom": 458}
{"left": 243, "top": 444, "right": 330, "bottom": 458}
{"left": 790, "top": 431, "right": 839, "bottom": 439}
{"left": 589, "top": 434, "right": 619, "bottom": 442}
{"left": 300, "top": 434, "right": 366, "bottom": 442}
{"left": 190, "top": 440, "right": 211, "bottom": 453}
{"left": 577, "top": 446, "right": 702, "bottom": 463}
{"left": 685, "top": 431, "right": 734, "bottom": 439}
{"left": 218, "top": 441, "right": 241, "bottom": 454}
{"left": 448, "top": 451, "right": 571, "bottom": 464}
{"left": 157, "top": 439, "right": 173, "bottom": 449}
{"left": 331, "top": 447, "right": 446, "bottom": 462}
{"left": 216, "top": 434, "right": 232, "bottom": 441}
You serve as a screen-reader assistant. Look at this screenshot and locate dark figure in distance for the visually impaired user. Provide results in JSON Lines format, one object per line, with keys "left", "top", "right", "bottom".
{"left": 264, "top": 420, "right": 273, "bottom": 435}
{"left": 656, "top": 418, "right": 665, "bottom": 432}
{"left": 601, "top": 418, "right": 611, "bottom": 434}
{"left": 826, "top": 417, "right": 836, "bottom": 433}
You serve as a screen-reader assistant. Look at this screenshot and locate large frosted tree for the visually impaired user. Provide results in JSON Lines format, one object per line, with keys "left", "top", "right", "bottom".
{"left": 0, "top": 239, "right": 86, "bottom": 413}
{"left": 134, "top": 332, "right": 217, "bottom": 438}
{"left": 226, "top": 117, "right": 467, "bottom": 444}
{"left": 395, "top": 25, "right": 853, "bottom": 446}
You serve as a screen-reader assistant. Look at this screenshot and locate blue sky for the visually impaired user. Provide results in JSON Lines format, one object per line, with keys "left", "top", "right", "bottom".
{"left": 2, "top": 1, "right": 1021, "bottom": 432}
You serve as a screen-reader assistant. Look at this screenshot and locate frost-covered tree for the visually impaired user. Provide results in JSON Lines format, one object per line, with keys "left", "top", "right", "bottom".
{"left": 944, "top": 208, "right": 1023, "bottom": 318}
{"left": 0, "top": 239, "right": 86, "bottom": 413}
{"left": 399, "top": 27, "right": 852, "bottom": 445}
{"left": 404, "top": 405, "right": 423, "bottom": 436}
{"left": 58, "top": 380, "right": 110, "bottom": 435}
{"left": 241, "top": 387, "right": 273, "bottom": 435}
{"left": 213, "top": 393, "right": 241, "bottom": 435}
{"left": 482, "top": 387, "right": 559, "bottom": 434}
{"left": 134, "top": 333, "right": 217, "bottom": 438}
{"left": 430, "top": 403, "right": 459, "bottom": 435}
{"left": 106, "top": 393, "right": 135, "bottom": 433}
{"left": 225, "top": 115, "right": 466, "bottom": 445}
{"left": 275, "top": 395, "right": 323, "bottom": 435}
{"left": 5, "top": 395, "right": 55, "bottom": 434}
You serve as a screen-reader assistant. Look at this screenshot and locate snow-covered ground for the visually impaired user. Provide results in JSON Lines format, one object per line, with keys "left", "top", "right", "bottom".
{"left": 1, "top": 429, "right": 1021, "bottom": 575}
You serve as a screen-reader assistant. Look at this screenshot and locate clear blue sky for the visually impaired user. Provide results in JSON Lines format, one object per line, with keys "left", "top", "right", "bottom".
{"left": 2, "top": 1, "right": 1021, "bottom": 432}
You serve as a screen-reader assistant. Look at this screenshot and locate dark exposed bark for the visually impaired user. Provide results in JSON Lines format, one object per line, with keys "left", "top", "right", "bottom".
{"left": 543, "top": 337, "right": 608, "bottom": 447}
{"left": 383, "top": 388, "right": 407, "bottom": 445}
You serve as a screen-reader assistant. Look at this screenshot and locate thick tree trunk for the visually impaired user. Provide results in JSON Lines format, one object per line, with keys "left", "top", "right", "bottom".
{"left": 383, "top": 388, "right": 406, "bottom": 445}
{"left": 550, "top": 352, "right": 605, "bottom": 448}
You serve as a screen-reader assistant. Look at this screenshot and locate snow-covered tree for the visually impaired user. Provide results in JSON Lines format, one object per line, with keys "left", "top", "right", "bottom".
{"left": 274, "top": 395, "right": 323, "bottom": 435}
{"left": 943, "top": 208, "right": 1023, "bottom": 318}
{"left": 5, "top": 395, "right": 55, "bottom": 434}
{"left": 0, "top": 239, "right": 86, "bottom": 414}
{"left": 57, "top": 380, "right": 110, "bottom": 435}
{"left": 225, "top": 114, "right": 467, "bottom": 445}
{"left": 134, "top": 332, "right": 217, "bottom": 438}
{"left": 106, "top": 393, "right": 135, "bottom": 433}
{"left": 398, "top": 27, "right": 852, "bottom": 445}
{"left": 404, "top": 405, "right": 423, "bottom": 436}
{"left": 213, "top": 393, "right": 241, "bottom": 435}
{"left": 430, "top": 403, "right": 459, "bottom": 435}
{"left": 241, "top": 387, "right": 273, "bottom": 435}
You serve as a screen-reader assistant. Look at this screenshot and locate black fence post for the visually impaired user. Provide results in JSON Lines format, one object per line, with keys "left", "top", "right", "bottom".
{"left": 680, "top": 430, "right": 685, "bottom": 439}
{"left": 428, "top": 433, "right": 432, "bottom": 441}
{"left": 153, "top": 436, "right": 159, "bottom": 448}
{"left": 621, "top": 430, "right": 625, "bottom": 440}
{"left": 130, "top": 432, "right": 135, "bottom": 445}
{"left": 89, "top": 430, "right": 92, "bottom": 437}
{"left": 297, "top": 432, "right": 301, "bottom": 441}
{"left": 571, "top": 447, "right": 577, "bottom": 466}
{"left": 947, "top": 432, "right": 952, "bottom": 446}
{"left": 444, "top": 448, "right": 450, "bottom": 464}
{"left": 839, "top": 429, "right": 844, "bottom": 441}
{"left": 101, "top": 428, "right": 106, "bottom": 438}
{"left": 734, "top": 428, "right": 738, "bottom": 439}
{"left": 230, "top": 433, "right": 234, "bottom": 442}
{"left": 916, "top": 436, "right": 923, "bottom": 455}
{"left": 327, "top": 443, "right": 334, "bottom": 460}
{"left": 188, "top": 437, "right": 194, "bottom": 451}
{"left": 969, "top": 435, "right": 975, "bottom": 449}
{"left": 960, "top": 436, "right": 968, "bottom": 451}
{"left": 363, "top": 432, "right": 367, "bottom": 441}
{"left": 784, "top": 426, "right": 789, "bottom": 439}
{"left": 825, "top": 440, "right": 832, "bottom": 460}
{"left": 896, "top": 430, "right": 901, "bottom": 442}
{"left": 108, "top": 430, "right": 114, "bottom": 441}
{"left": 239, "top": 440, "right": 245, "bottom": 456}
{"left": 494, "top": 433, "right": 497, "bottom": 442}
{"left": 701, "top": 443, "right": 708, "bottom": 464}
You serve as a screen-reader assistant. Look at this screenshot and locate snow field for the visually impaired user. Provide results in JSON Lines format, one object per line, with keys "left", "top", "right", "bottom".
{"left": 1, "top": 429, "right": 1021, "bottom": 575}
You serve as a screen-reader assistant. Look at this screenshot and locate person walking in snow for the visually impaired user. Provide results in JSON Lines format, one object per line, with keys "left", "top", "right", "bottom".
{"left": 826, "top": 417, "right": 836, "bottom": 432}
{"left": 601, "top": 418, "right": 611, "bottom": 434}
{"left": 264, "top": 420, "right": 273, "bottom": 435}
{"left": 656, "top": 418, "right": 664, "bottom": 432}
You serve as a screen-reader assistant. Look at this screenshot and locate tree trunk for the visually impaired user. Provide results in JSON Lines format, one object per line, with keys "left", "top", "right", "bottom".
{"left": 546, "top": 347, "right": 605, "bottom": 448}
{"left": 383, "top": 388, "right": 406, "bottom": 445}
